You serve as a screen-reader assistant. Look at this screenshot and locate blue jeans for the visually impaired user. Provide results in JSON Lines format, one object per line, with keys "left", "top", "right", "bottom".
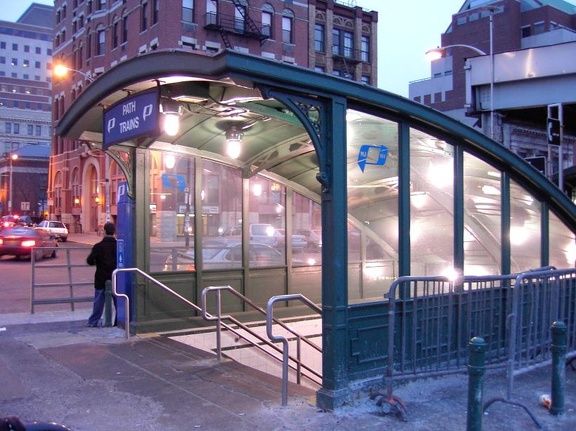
{"left": 87, "top": 287, "right": 116, "bottom": 326}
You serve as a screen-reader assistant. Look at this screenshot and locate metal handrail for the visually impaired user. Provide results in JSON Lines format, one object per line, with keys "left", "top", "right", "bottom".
{"left": 266, "top": 293, "right": 322, "bottom": 406}
{"left": 202, "top": 286, "right": 322, "bottom": 385}
{"left": 111, "top": 270, "right": 323, "bottom": 393}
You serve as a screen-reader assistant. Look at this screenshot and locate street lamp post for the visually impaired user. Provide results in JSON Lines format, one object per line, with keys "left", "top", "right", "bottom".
{"left": 425, "top": 9, "right": 495, "bottom": 140}
{"left": 7, "top": 153, "right": 18, "bottom": 215}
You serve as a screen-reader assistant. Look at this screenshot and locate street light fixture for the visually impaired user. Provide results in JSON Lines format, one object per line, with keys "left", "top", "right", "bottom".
{"left": 53, "top": 64, "right": 94, "bottom": 83}
{"left": 426, "top": 9, "right": 495, "bottom": 140}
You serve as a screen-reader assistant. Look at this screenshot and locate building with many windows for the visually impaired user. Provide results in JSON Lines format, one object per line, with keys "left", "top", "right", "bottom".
{"left": 50, "top": 0, "right": 377, "bottom": 232}
{"left": 0, "top": 3, "right": 53, "bottom": 217}
{"left": 409, "top": 0, "right": 576, "bottom": 193}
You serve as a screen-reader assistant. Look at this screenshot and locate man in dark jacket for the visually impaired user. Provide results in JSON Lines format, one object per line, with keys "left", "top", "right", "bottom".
{"left": 86, "top": 221, "right": 117, "bottom": 327}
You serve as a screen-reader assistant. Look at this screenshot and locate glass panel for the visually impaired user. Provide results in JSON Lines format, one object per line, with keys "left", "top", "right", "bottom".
{"left": 510, "top": 179, "right": 541, "bottom": 272}
{"left": 293, "top": 192, "right": 322, "bottom": 266}
{"left": 549, "top": 210, "right": 576, "bottom": 268}
{"left": 246, "top": 175, "right": 286, "bottom": 267}
{"left": 463, "top": 153, "right": 501, "bottom": 275}
{"left": 149, "top": 150, "right": 195, "bottom": 272}
{"left": 347, "top": 110, "right": 399, "bottom": 302}
{"left": 410, "top": 128, "right": 453, "bottom": 277}
{"left": 203, "top": 161, "right": 242, "bottom": 270}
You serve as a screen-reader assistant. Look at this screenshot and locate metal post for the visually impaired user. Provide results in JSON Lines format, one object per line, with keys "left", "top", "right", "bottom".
{"left": 550, "top": 321, "right": 566, "bottom": 416}
{"left": 489, "top": 9, "right": 494, "bottom": 140}
{"left": 8, "top": 154, "right": 14, "bottom": 215}
{"left": 105, "top": 153, "right": 111, "bottom": 222}
{"left": 467, "top": 337, "right": 486, "bottom": 431}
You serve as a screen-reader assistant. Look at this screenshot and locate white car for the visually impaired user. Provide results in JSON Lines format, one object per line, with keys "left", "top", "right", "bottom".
{"left": 37, "top": 220, "right": 69, "bottom": 242}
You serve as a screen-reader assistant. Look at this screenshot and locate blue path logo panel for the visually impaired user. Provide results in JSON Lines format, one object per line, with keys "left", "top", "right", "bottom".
{"left": 357, "top": 145, "right": 388, "bottom": 172}
{"left": 103, "top": 89, "right": 160, "bottom": 149}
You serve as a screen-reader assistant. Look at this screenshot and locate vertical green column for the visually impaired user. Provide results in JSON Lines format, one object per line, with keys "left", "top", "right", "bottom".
{"left": 316, "top": 96, "right": 349, "bottom": 411}
{"left": 467, "top": 337, "right": 486, "bottom": 431}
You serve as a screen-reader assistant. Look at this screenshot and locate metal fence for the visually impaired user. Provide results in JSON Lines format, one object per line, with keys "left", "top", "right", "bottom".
{"left": 385, "top": 267, "right": 576, "bottom": 396}
{"left": 31, "top": 247, "right": 94, "bottom": 313}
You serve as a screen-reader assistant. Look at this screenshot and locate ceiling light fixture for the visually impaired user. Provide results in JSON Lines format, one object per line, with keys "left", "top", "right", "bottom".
{"left": 226, "top": 126, "right": 243, "bottom": 159}
{"left": 160, "top": 99, "right": 183, "bottom": 136}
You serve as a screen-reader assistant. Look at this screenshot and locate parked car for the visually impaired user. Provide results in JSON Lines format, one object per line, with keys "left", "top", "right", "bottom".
{"left": 276, "top": 229, "right": 308, "bottom": 251}
{"left": 0, "top": 226, "right": 58, "bottom": 260}
{"left": 221, "top": 224, "right": 278, "bottom": 247}
{"left": 294, "top": 229, "right": 322, "bottom": 250}
{"left": 163, "top": 241, "right": 284, "bottom": 271}
{"left": 222, "top": 224, "right": 307, "bottom": 251}
{"left": 36, "top": 220, "right": 69, "bottom": 242}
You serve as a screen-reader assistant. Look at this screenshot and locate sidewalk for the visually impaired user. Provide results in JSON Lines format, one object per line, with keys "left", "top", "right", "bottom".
{"left": 1, "top": 309, "right": 575, "bottom": 431}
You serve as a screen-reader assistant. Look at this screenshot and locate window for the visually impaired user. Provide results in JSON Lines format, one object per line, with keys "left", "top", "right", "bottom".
{"left": 24, "top": 45, "right": 30, "bottom": 53}
{"left": 35, "top": 61, "right": 41, "bottom": 69}
{"left": 182, "top": 0, "right": 193, "bottom": 23}
{"left": 97, "top": 28, "right": 106, "bottom": 55}
{"left": 23, "top": 60, "right": 29, "bottom": 67}
{"left": 282, "top": 10, "right": 294, "bottom": 44}
{"left": 262, "top": 4, "right": 273, "bottom": 38}
{"left": 141, "top": 1, "right": 148, "bottom": 32}
{"left": 99, "top": 0, "right": 106, "bottom": 10}
{"left": 12, "top": 43, "right": 18, "bottom": 51}
{"left": 14, "top": 124, "right": 20, "bottom": 135}
{"left": 152, "top": 0, "right": 159, "bottom": 25}
{"left": 521, "top": 25, "right": 531, "bottom": 38}
{"left": 314, "top": 24, "right": 325, "bottom": 52}
{"left": 36, "top": 125, "right": 42, "bottom": 136}
{"left": 361, "top": 35, "right": 370, "bottom": 62}
{"left": 28, "top": 125, "right": 34, "bottom": 136}
{"left": 0, "top": 42, "right": 5, "bottom": 49}
{"left": 206, "top": 0, "right": 217, "bottom": 25}
{"left": 5, "top": 123, "right": 11, "bottom": 134}
{"left": 35, "top": 47, "right": 41, "bottom": 54}
{"left": 113, "top": 19, "right": 119, "bottom": 48}
{"left": 332, "top": 29, "right": 354, "bottom": 58}
{"left": 234, "top": 4, "right": 246, "bottom": 32}
{"left": 122, "top": 13, "right": 128, "bottom": 44}
{"left": 11, "top": 58, "right": 17, "bottom": 66}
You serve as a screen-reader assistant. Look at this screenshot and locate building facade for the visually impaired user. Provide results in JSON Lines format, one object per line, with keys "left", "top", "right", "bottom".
{"left": 50, "top": 0, "right": 378, "bottom": 233}
{"left": 0, "top": 3, "right": 53, "bottom": 217}
{"left": 409, "top": 0, "right": 576, "bottom": 192}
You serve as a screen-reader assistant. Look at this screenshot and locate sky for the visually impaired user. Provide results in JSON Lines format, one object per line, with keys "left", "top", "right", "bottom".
{"left": 0, "top": 0, "right": 554, "bottom": 97}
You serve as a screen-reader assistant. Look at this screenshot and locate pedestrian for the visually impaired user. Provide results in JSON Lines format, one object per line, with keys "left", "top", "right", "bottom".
{"left": 86, "top": 221, "right": 117, "bottom": 327}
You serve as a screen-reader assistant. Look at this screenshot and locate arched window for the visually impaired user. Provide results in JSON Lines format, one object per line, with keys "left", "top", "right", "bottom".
{"left": 262, "top": 4, "right": 274, "bottom": 38}
{"left": 281, "top": 9, "right": 294, "bottom": 44}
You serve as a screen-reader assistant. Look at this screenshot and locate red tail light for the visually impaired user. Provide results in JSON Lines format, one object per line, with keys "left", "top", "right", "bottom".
{"left": 22, "top": 240, "right": 37, "bottom": 247}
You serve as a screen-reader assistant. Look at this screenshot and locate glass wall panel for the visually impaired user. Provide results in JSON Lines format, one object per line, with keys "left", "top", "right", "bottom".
{"left": 549, "top": 210, "right": 576, "bottom": 268}
{"left": 463, "top": 153, "right": 501, "bottom": 275}
{"left": 293, "top": 192, "right": 322, "bottom": 266}
{"left": 509, "top": 179, "right": 541, "bottom": 272}
{"left": 203, "top": 160, "right": 243, "bottom": 270}
{"left": 244, "top": 175, "right": 286, "bottom": 267}
{"left": 346, "top": 110, "right": 399, "bottom": 301}
{"left": 149, "top": 150, "right": 195, "bottom": 272}
{"left": 409, "top": 129, "right": 453, "bottom": 277}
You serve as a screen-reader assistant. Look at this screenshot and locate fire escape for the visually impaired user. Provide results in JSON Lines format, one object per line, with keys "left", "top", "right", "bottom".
{"left": 204, "top": 0, "right": 268, "bottom": 49}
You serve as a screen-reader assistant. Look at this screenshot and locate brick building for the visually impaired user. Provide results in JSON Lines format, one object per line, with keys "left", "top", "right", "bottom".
{"left": 50, "top": 0, "right": 378, "bottom": 232}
